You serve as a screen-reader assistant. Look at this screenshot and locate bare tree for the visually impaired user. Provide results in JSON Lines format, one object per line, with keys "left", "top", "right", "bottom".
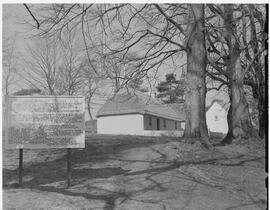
{"left": 223, "top": 4, "right": 253, "bottom": 143}
{"left": 22, "top": 3, "right": 187, "bottom": 87}
{"left": 98, "top": 51, "right": 142, "bottom": 93}
{"left": 22, "top": 38, "right": 61, "bottom": 95}
{"left": 22, "top": 33, "right": 86, "bottom": 95}
{"left": 23, "top": 4, "right": 219, "bottom": 147}
{"left": 128, "top": 76, "right": 149, "bottom": 93}
{"left": 2, "top": 37, "right": 20, "bottom": 95}
{"left": 58, "top": 29, "right": 85, "bottom": 95}
{"left": 241, "top": 4, "right": 266, "bottom": 138}
{"left": 206, "top": 4, "right": 266, "bottom": 144}
{"left": 183, "top": 4, "right": 210, "bottom": 147}
{"left": 80, "top": 58, "right": 104, "bottom": 120}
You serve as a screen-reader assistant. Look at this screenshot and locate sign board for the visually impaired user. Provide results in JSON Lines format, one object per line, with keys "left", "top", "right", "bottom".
{"left": 5, "top": 96, "right": 85, "bottom": 149}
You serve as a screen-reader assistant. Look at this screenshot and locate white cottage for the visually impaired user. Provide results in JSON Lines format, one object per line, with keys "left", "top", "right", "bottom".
{"left": 96, "top": 90, "right": 185, "bottom": 136}
{"left": 206, "top": 100, "right": 228, "bottom": 134}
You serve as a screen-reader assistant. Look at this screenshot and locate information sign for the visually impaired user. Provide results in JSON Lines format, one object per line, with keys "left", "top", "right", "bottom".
{"left": 5, "top": 96, "right": 85, "bottom": 149}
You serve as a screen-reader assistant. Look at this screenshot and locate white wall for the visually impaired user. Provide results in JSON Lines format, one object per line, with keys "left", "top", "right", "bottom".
{"left": 97, "top": 114, "right": 144, "bottom": 135}
{"left": 206, "top": 102, "right": 228, "bottom": 134}
{"left": 180, "top": 122, "right": 185, "bottom": 130}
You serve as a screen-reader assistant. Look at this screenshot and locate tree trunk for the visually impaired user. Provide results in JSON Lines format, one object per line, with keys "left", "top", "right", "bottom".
{"left": 184, "top": 4, "right": 211, "bottom": 147}
{"left": 87, "top": 96, "right": 93, "bottom": 120}
{"left": 221, "top": 57, "right": 253, "bottom": 145}
{"left": 248, "top": 4, "right": 266, "bottom": 139}
{"left": 230, "top": 54, "right": 253, "bottom": 142}
{"left": 258, "top": 82, "right": 266, "bottom": 138}
{"left": 220, "top": 104, "right": 233, "bottom": 145}
{"left": 250, "top": 81, "right": 266, "bottom": 139}
{"left": 221, "top": 4, "right": 253, "bottom": 145}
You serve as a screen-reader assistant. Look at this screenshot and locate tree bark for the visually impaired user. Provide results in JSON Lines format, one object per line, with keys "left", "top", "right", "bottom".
{"left": 220, "top": 104, "right": 233, "bottom": 145}
{"left": 87, "top": 96, "right": 93, "bottom": 120}
{"left": 184, "top": 4, "right": 211, "bottom": 147}
{"left": 230, "top": 52, "right": 253, "bottom": 142}
{"left": 221, "top": 4, "right": 253, "bottom": 144}
{"left": 249, "top": 4, "right": 266, "bottom": 139}
{"left": 250, "top": 80, "right": 266, "bottom": 139}
{"left": 258, "top": 82, "right": 266, "bottom": 138}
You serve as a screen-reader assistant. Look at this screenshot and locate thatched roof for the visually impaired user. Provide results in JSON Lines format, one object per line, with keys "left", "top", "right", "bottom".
{"left": 96, "top": 90, "right": 185, "bottom": 122}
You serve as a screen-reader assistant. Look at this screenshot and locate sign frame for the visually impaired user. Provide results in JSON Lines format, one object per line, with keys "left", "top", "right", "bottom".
{"left": 5, "top": 95, "right": 86, "bottom": 149}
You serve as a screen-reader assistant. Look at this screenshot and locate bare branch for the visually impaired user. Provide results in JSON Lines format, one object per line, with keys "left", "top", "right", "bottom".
{"left": 154, "top": 4, "right": 186, "bottom": 35}
{"left": 23, "top": 4, "right": 40, "bottom": 29}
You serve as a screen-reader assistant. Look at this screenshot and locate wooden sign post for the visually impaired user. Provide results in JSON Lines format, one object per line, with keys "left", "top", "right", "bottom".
{"left": 19, "top": 149, "right": 23, "bottom": 187}
{"left": 67, "top": 148, "right": 71, "bottom": 188}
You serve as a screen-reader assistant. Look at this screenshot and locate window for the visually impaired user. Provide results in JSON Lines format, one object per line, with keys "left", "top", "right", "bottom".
{"left": 149, "top": 116, "right": 152, "bottom": 126}
{"left": 214, "top": 116, "right": 218, "bottom": 121}
{"left": 175, "top": 121, "right": 177, "bottom": 129}
{"left": 164, "top": 119, "right": 166, "bottom": 128}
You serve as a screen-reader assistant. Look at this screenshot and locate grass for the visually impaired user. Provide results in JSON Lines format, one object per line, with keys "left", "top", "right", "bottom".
{"left": 3, "top": 134, "right": 266, "bottom": 210}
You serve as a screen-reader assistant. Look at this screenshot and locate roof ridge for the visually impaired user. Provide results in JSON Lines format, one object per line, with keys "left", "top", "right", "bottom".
{"left": 96, "top": 89, "right": 185, "bottom": 121}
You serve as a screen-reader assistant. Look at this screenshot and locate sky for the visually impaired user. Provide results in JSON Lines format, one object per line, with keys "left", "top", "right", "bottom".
{"left": 3, "top": 4, "right": 31, "bottom": 47}
{"left": 2, "top": 3, "right": 230, "bottom": 117}
{"left": 2, "top": 4, "right": 38, "bottom": 93}
{"left": 2, "top": 4, "right": 185, "bottom": 91}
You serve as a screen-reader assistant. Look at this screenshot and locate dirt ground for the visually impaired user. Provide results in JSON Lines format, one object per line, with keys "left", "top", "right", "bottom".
{"left": 3, "top": 134, "right": 267, "bottom": 210}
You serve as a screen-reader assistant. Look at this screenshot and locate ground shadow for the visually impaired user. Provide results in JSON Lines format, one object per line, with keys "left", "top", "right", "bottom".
{"left": 3, "top": 135, "right": 177, "bottom": 187}
{"left": 3, "top": 135, "right": 266, "bottom": 210}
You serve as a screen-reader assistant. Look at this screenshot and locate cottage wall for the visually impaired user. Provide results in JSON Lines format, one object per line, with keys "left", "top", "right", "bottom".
{"left": 206, "top": 102, "right": 228, "bottom": 134}
{"left": 97, "top": 114, "right": 144, "bottom": 135}
{"left": 143, "top": 115, "right": 158, "bottom": 130}
{"left": 143, "top": 114, "right": 183, "bottom": 131}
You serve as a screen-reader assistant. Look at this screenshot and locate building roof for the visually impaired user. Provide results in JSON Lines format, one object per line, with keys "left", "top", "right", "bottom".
{"left": 206, "top": 99, "right": 230, "bottom": 112}
{"left": 96, "top": 90, "right": 185, "bottom": 121}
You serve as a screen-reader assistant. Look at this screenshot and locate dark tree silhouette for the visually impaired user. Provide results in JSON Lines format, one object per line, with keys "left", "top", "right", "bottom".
{"left": 156, "top": 73, "right": 185, "bottom": 104}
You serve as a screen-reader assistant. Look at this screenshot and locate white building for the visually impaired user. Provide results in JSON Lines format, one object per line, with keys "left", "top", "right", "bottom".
{"left": 206, "top": 100, "right": 228, "bottom": 134}
{"left": 96, "top": 90, "right": 185, "bottom": 136}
